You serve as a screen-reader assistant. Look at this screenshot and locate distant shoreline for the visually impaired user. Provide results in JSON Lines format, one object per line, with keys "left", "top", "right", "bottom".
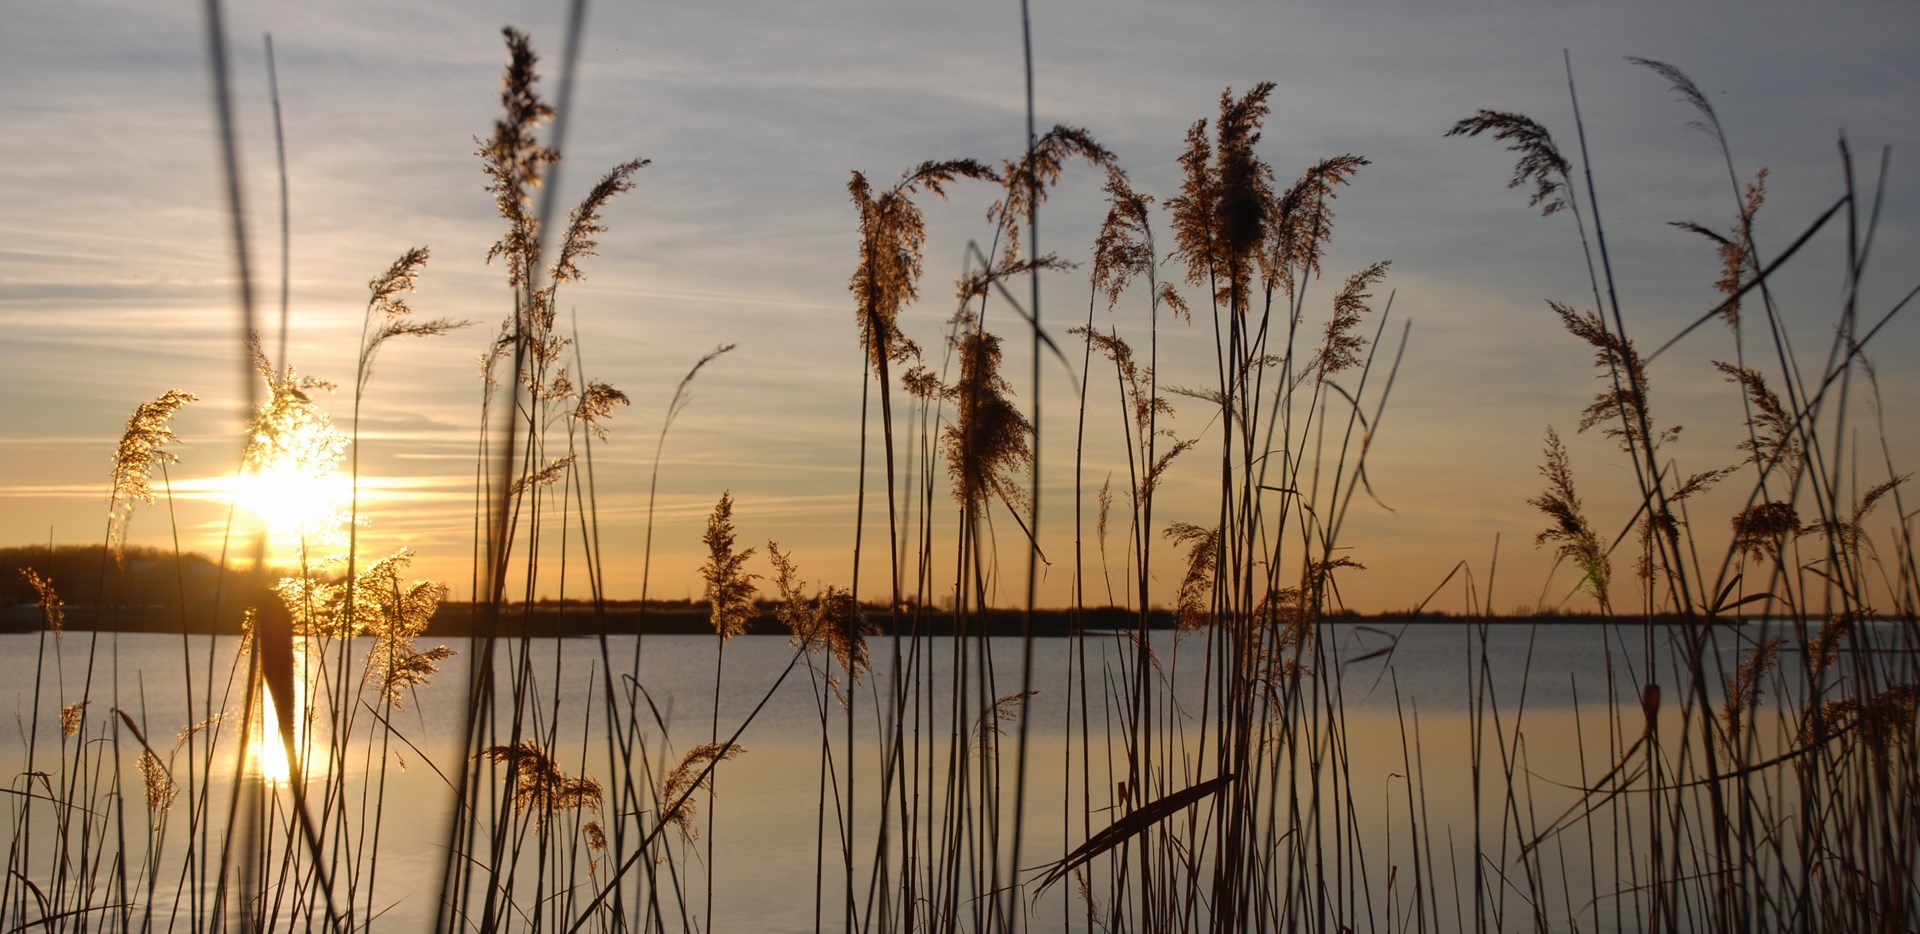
{"left": 1, "top": 599, "right": 1835, "bottom": 638}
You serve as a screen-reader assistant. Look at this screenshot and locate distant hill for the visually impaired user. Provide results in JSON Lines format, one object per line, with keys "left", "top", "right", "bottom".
{"left": 0, "top": 544, "right": 276, "bottom": 633}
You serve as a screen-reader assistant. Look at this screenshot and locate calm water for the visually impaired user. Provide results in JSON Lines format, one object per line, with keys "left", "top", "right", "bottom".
{"left": 2, "top": 619, "right": 1906, "bottom": 930}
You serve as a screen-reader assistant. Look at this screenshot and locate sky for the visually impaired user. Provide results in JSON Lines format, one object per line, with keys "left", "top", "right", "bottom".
{"left": 3, "top": 0, "right": 1918, "bottom": 614}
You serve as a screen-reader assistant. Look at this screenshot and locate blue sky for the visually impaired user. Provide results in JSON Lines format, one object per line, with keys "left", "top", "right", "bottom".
{"left": 4, "top": 0, "right": 1917, "bottom": 612}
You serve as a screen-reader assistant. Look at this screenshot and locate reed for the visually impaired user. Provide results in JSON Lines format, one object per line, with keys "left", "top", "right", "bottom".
{"left": 4, "top": 22, "right": 1916, "bottom": 934}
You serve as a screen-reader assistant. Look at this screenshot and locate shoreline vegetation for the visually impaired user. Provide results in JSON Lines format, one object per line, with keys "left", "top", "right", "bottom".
{"left": 5, "top": 21, "right": 1916, "bottom": 933}
{"left": 3, "top": 546, "right": 1867, "bottom": 636}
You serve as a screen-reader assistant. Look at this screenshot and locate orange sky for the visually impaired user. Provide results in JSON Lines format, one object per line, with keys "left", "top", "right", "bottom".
{"left": 4, "top": 0, "right": 1918, "bottom": 614}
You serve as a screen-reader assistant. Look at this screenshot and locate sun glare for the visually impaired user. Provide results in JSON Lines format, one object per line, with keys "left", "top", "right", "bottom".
{"left": 249, "top": 648, "right": 311, "bottom": 786}
{"left": 232, "top": 466, "right": 352, "bottom": 551}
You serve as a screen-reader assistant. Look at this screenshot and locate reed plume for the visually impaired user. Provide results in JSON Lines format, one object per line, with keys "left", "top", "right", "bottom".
{"left": 478, "top": 27, "right": 557, "bottom": 292}
{"left": 848, "top": 160, "right": 996, "bottom": 375}
{"left": 357, "top": 247, "right": 466, "bottom": 389}
{"left": 1530, "top": 427, "right": 1611, "bottom": 611}
{"left": 1265, "top": 154, "right": 1369, "bottom": 297}
{"left": 137, "top": 750, "right": 177, "bottom": 812}
{"left": 107, "top": 389, "right": 197, "bottom": 562}
{"left": 989, "top": 125, "right": 1115, "bottom": 265}
{"left": 1314, "top": 260, "right": 1391, "bottom": 379}
{"left": 660, "top": 742, "right": 743, "bottom": 842}
{"left": 1167, "top": 83, "right": 1277, "bottom": 310}
{"left": 769, "top": 543, "right": 869, "bottom": 685}
{"left": 1166, "top": 521, "right": 1220, "bottom": 629}
{"left": 480, "top": 740, "right": 603, "bottom": 830}
{"left": 1549, "top": 300, "right": 1673, "bottom": 454}
{"left": 60, "top": 700, "right": 87, "bottom": 737}
{"left": 943, "top": 330, "right": 1033, "bottom": 513}
{"left": 572, "top": 380, "right": 629, "bottom": 440}
{"left": 1720, "top": 636, "right": 1783, "bottom": 754}
{"left": 1673, "top": 170, "right": 1767, "bottom": 328}
{"left": 700, "top": 493, "right": 759, "bottom": 642}
{"left": 1091, "top": 168, "right": 1153, "bottom": 309}
{"left": 1445, "top": 110, "right": 1572, "bottom": 216}
{"left": 20, "top": 568, "right": 64, "bottom": 639}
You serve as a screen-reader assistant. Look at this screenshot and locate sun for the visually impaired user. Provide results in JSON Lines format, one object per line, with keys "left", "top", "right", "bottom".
{"left": 232, "top": 464, "right": 353, "bottom": 549}
{"left": 235, "top": 356, "right": 353, "bottom": 559}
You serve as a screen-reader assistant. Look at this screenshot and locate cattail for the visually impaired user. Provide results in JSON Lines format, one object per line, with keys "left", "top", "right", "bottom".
{"left": 700, "top": 493, "right": 759, "bottom": 642}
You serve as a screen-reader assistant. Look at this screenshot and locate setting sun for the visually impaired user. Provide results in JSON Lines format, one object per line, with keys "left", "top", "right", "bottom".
{"left": 230, "top": 466, "right": 352, "bottom": 550}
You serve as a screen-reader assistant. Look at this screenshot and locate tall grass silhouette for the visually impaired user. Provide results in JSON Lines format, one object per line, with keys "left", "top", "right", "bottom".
{"left": 3, "top": 22, "right": 1916, "bottom": 934}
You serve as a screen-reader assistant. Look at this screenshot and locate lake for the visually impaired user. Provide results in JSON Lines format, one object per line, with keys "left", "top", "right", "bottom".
{"left": 3, "top": 618, "right": 1907, "bottom": 931}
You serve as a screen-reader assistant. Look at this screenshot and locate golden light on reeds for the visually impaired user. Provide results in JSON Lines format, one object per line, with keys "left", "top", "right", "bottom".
{"left": 232, "top": 351, "right": 351, "bottom": 563}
